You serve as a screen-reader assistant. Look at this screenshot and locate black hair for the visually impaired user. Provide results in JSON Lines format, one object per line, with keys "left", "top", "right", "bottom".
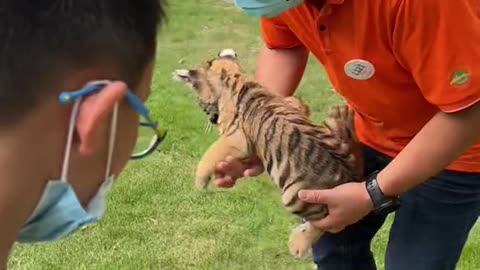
{"left": 0, "top": 0, "right": 167, "bottom": 126}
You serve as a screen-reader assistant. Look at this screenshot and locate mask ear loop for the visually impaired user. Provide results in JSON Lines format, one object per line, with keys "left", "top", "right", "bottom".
{"left": 105, "top": 102, "right": 119, "bottom": 179}
{"left": 60, "top": 98, "right": 82, "bottom": 182}
{"left": 83, "top": 101, "right": 118, "bottom": 217}
{"left": 59, "top": 82, "right": 118, "bottom": 184}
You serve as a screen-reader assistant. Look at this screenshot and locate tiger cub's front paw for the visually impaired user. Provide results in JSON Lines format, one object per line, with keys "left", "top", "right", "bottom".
{"left": 195, "top": 174, "right": 211, "bottom": 190}
{"left": 194, "top": 161, "right": 216, "bottom": 190}
{"left": 288, "top": 222, "right": 324, "bottom": 259}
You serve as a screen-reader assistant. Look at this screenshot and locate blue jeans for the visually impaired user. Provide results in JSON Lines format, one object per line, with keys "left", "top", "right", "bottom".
{"left": 312, "top": 146, "right": 480, "bottom": 270}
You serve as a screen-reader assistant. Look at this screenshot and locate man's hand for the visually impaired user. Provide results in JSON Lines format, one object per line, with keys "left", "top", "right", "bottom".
{"left": 298, "top": 182, "right": 374, "bottom": 233}
{"left": 214, "top": 155, "right": 264, "bottom": 188}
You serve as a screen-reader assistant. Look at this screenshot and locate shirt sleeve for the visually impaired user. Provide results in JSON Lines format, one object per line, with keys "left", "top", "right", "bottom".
{"left": 260, "top": 16, "right": 302, "bottom": 49}
{"left": 392, "top": 0, "right": 480, "bottom": 113}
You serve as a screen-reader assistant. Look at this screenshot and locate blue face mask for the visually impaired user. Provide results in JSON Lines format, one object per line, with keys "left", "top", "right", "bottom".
{"left": 17, "top": 82, "right": 118, "bottom": 243}
{"left": 232, "top": 0, "right": 304, "bottom": 17}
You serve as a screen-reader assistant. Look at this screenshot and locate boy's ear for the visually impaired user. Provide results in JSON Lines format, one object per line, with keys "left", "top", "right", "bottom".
{"left": 75, "top": 81, "right": 128, "bottom": 155}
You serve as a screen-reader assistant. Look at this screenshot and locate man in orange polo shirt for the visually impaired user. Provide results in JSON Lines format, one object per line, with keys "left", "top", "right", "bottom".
{"left": 215, "top": 0, "right": 480, "bottom": 269}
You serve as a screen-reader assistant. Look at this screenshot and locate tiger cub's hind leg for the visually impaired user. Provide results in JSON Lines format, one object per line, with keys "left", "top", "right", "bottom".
{"left": 195, "top": 132, "right": 250, "bottom": 189}
{"left": 289, "top": 221, "right": 324, "bottom": 259}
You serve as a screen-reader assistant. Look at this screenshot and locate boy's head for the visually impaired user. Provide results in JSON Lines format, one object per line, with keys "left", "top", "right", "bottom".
{"left": 0, "top": 0, "right": 165, "bottom": 126}
{"left": 0, "top": 0, "right": 167, "bottom": 248}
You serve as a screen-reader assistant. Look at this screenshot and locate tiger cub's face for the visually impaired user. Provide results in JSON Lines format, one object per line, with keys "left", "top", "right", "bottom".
{"left": 173, "top": 48, "right": 243, "bottom": 125}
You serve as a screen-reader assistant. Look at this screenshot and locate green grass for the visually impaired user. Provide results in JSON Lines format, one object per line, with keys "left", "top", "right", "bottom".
{"left": 8, "top": 1, "right": 480, "bottom": 269}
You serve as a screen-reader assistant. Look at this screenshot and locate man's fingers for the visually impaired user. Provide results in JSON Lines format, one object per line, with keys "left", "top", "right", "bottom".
{"left": 298, "top": 189, "right": 329, "bottom": 204}
{"left": 244, "top": 164, "right": 264, "bottom": 177}
{"left": 242, "top": 156, "right": 263, "bottom": 177}
{"left": 215, "top": 157, "right": 245, "bottom": 179}
{"left": 215, "top": 155, "right": 263, "bottom": 179}
{"left": 214, "top": 176, "right": 236, "bottom": 188}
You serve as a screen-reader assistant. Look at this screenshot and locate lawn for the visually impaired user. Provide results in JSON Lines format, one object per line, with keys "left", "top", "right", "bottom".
{"left": 8, "top": 1, "right": 480, "bottom": 269}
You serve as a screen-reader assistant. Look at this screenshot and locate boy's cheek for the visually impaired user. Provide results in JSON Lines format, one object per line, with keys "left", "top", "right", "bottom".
{"left": 136, "top": 61, "right": 155, "bottom": 101}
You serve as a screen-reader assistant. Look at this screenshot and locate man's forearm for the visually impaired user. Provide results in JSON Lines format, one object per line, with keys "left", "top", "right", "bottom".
{"left": 255, "top": 45, "right": 309, "bottom": 97}
{"left": 377, "top": 102, "right": 480, "bottom": 196}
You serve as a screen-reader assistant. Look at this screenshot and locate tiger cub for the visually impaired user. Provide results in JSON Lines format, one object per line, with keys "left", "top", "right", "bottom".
{"left": 173, "top": 48, "right": 363, "bottom": 259}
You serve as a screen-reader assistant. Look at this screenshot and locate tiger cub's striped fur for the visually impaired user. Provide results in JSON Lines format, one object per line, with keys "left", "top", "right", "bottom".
{"left": 173, "top": 49, "right": 363, "bottom": 258}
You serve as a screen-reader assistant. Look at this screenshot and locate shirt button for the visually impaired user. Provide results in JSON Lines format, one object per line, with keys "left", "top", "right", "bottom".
{"left": 319, "top": 24, "right": 327, "bottom": 31}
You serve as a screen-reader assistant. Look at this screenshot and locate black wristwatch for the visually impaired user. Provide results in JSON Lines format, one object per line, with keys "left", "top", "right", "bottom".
{"left": 365, "top": 171, "right": 400, "bottom": 215}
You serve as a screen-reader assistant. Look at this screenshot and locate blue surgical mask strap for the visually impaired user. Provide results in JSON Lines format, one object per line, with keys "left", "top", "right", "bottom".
{"left": 105, "top": 102, "right": 118, "bottom": 180}
{"left": 60, "top": 97, "right": 82, "bottom": 183}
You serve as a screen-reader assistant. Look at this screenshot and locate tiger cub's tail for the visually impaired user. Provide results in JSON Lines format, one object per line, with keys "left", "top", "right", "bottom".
{"left": 323, "top": 104, "right": 363, "bottom": 181}
{"left": 283, "top": 96, "right": 311, "bottom": 118}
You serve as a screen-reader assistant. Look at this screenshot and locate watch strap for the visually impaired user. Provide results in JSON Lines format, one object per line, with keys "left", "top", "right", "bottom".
{"left": 365, "top": 171, "right": 400, "bottom": 214}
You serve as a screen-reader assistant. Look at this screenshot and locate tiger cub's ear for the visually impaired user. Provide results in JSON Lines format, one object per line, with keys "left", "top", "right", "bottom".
{"left": 218, "top": 48, "right": 237, "bottom": 59}
{"left": 173, "top": 69, "right": 199, "bottom": 89}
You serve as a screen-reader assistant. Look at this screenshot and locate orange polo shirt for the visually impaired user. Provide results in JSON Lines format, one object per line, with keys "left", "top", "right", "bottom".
{"left": 260, "top": 0, "right": 480, "bottom": 172}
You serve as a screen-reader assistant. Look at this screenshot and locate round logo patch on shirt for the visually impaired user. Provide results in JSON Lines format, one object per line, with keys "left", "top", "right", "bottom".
{"left": 344, "top": 59, "right": 375, "bottom": 80}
